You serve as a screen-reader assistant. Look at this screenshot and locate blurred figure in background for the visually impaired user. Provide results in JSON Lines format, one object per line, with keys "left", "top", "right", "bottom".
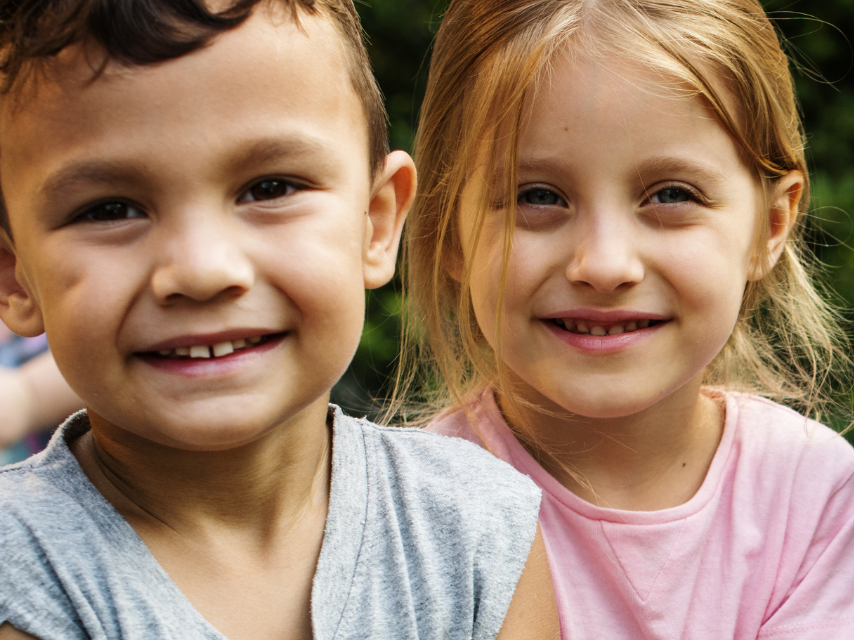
{"left": 0, "top": 321, "right": 82, "bottom": 464}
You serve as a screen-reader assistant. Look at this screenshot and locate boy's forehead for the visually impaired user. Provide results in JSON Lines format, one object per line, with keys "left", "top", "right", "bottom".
{"left": 0, "top": 6, "right": 366, "bottom": 187}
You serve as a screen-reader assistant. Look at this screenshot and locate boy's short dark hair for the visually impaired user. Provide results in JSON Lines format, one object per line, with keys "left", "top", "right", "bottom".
{"left": 0, "top": 0, "right": 388, "bottom": 235}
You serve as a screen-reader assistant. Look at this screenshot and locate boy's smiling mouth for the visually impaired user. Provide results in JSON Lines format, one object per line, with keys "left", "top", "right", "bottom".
{"left": 141, "top": 332, "right": 287, "bottom": 360}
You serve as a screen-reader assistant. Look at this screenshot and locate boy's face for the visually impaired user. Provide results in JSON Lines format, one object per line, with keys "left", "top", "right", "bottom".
{"left": 0, "top": 7, "right": 412, "bottom": 449}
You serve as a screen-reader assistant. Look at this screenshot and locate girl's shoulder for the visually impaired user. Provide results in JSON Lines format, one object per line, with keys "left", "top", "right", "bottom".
{"left": 727, "top": 392, "right": 854, "bottom": 475}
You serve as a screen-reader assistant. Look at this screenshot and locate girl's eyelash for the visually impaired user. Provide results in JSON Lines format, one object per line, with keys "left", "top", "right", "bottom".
{"left": 516, "top": 185, "right": 568, "bottom": 208}
{"left": 644, "top": 183, "right": 706, "bottom": 206}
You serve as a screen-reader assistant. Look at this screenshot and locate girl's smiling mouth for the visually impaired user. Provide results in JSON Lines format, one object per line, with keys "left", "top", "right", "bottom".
{"left": 541, "top": 311, "right": 671, "bottom": 353}
{"left": 551, "top": 318, "right": 666, "bottom": 336}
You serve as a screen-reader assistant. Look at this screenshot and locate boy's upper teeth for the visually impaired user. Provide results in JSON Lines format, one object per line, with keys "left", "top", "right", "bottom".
{"left": 190, "top": 345, "right": 211, "bottom": 359}
{"left": 155, "top": 336, "right": 265, "bottom": 359}
{"left": 211, "top": 342, "right": 234, "bottom": 357}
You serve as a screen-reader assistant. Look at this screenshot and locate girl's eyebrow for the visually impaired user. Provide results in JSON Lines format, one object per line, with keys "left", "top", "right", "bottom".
{"left": 634, "top": 156, "right": 729, "bottom": 187}
{"left": 509, "top": 155, "right": 729, "bottom": 187}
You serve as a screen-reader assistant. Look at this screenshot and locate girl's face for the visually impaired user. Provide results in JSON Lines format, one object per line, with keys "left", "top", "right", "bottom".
{"left": 458, "top": 56, "right": 797, "bottom": 420}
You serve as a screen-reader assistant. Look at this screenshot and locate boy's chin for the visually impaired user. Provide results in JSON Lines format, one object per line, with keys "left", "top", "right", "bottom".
{"left": 86, "top": 394, "right": 331, "bottom": 453}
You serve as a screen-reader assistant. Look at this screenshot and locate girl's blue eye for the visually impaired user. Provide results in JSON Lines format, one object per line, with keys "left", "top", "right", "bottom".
{"left": 651, "top": 187, "right": 692, "bottom": 204}
{"left": 519, "top": 188, "right": 564, "bottom": 207}
{"left": 241, "top": 179, "right": 296, "bottom": 203}
{"left": 77, "top": 202, "right": 145, "bottom": 222}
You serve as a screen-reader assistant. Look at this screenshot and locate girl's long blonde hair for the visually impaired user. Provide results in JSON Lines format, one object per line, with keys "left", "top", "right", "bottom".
{"left": 393, "top": 0, "right": 851, "bottom": 435}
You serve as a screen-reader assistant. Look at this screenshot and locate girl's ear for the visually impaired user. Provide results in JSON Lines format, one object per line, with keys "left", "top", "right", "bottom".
{"left": 0, "top": 231, "right": 45, "bottom": 337}
{"left": 445, "top": 244, "right": 463, "bottom": 282}
{"left": 363, "top": 151, "right": 417, "bottom": 290}
{"left": 748, "top": 170, "right": 804, "bottom": 281}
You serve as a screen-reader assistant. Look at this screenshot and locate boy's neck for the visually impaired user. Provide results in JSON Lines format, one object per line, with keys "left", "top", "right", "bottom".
{"left": 501, "top": 377, "right": 725, "bottom": 512}
{"left": 71, "top": 395, "right": 332, "bottom": 537}
{"left": 70, "top": 396, "right": 331, "bottom": 639}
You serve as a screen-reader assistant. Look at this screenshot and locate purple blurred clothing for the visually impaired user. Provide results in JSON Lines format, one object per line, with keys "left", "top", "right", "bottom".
{"left": 0, "top": 332, "right": 52, "bottom": 464}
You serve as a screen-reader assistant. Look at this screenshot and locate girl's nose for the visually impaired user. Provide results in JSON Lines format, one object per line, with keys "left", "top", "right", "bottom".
{"left": 150, "top": 215, "right": 255, "bottom": 304}
{"left": 565, "top": 218, "right": 644, "bottom": 292}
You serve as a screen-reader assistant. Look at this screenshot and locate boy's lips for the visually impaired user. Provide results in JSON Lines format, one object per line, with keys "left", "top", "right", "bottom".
{"left": 138, "top": 330, "right": 287, "bottom": 360}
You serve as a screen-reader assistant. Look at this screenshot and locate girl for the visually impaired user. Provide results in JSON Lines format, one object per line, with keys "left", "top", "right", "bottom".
{"left": 401, "top": 0, "right": 854, "bottom": 638}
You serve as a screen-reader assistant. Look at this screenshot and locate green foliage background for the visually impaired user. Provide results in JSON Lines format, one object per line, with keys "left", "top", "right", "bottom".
{"left": 333, "top": 0, "right": 854, "bottom": 434}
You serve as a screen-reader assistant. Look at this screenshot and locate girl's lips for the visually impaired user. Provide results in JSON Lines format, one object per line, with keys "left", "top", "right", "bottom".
{"left": 544, "top": 318, "right": 667, "bottom": 353}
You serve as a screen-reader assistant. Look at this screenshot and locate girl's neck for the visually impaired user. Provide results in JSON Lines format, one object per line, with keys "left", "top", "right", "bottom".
{"left": 71, "top": 397, "right": 331, "bottom": 542}
{"left": 500, "top": 377, "right": 725, "bottom": 512}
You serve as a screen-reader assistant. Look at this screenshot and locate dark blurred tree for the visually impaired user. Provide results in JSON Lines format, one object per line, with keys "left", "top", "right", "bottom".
{"left": 332, "top": 0, "right": 450, "bottom": 416}
{"left": 335, "top": 0, "right": 854, "bottom": 430}
{"left": 759, "top": 0, "right": 854, "bottom": 297}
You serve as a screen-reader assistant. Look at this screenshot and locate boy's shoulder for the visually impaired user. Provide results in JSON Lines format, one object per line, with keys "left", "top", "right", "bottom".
{"left": 314, "top": 408, "right": 542, "bottom": 640}
{"left": 339, "top": 406, "right": 541, "bottom": 516}
{"left": 0, "top": 415, "right": 84, "bottom": 511}
{"left": 0, "top": 415, "right": 223, "bottom": 639}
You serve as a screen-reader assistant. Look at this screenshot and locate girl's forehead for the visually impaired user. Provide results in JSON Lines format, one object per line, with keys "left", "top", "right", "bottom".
{"left": 513, "top": 56, "right": 743, "bottom": 173}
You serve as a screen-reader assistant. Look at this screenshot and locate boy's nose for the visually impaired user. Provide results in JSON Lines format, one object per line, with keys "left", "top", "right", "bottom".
{"left": 150, "top": 217, "right": 255, "bottom": 304}
{"left": 565, "top": 217, "right": 644, "bottom": 292}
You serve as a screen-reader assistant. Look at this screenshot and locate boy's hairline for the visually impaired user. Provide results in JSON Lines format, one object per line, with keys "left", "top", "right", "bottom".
{"left": 0, "top": 0, "right": 387, "bottom": 240}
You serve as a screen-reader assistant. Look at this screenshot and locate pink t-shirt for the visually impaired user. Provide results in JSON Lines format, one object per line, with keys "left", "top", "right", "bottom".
{"left": 427, "top": 390, "right": 854, "bottom": 639}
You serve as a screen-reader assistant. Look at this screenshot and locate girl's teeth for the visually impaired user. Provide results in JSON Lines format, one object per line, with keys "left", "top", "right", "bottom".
{"left": 248, "top": 336, "right": 262, "bottom": 345}
{"left": 212, "top": 342, "right": 234, "bottom": 357}
{"left": 556, "top": 319, "right": 659, "bottom": 335}
{"left": 190, "top": 345, "right": 211, "bottom": 359}
{"left": 233, "top": 338, "right": 247, "bottom": 349}
{"left": 175, "top": 347, "right": 190, "bottom": 356}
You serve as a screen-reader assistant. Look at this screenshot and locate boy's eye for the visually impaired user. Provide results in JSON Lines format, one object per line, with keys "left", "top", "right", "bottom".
{"left": 518, "top": 187, "right": 565, "bottom": 207}
{"left": 240, "top": 179, "right": 297, "bottom": 203}
{"left": 649, "top": 187, "right": 693, "bottom": 204}
{"left": 76, "top": 202, "right": 146, "bottom": 222}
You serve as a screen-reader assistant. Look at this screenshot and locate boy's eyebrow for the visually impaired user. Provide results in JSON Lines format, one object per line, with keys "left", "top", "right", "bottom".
{"left": 37, "top": 135, "right": 334, "bottom": 204}
{"left": 38, "top": 161, "right": 141, "bottom": 205}
{"left": 230, "top": 137, "right": 332, "bottom": 169}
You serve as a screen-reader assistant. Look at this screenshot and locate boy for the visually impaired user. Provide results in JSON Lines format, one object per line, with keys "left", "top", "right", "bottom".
{"left": 0, "top": 1, "right": 558, "bottom": 638}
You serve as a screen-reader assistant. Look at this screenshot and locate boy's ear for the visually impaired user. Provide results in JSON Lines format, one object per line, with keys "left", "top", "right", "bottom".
{"left": 748, "top": 170, "right": 804, "bottom": 281}
{"left": 363, "top": 150, "right": 417, "bottom": 289}
{"left": 0, "top": 230, "right": 45, "bottom": 337}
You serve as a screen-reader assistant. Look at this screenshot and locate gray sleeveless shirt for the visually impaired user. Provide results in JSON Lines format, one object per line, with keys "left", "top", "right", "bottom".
{"left": 0, "top": 407, "right": 540, "bottom": 639}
